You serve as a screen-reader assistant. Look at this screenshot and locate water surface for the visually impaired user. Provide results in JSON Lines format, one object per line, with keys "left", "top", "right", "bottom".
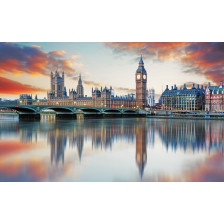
{"left": 0, "top": 115, "right": 224, "bottom": 181}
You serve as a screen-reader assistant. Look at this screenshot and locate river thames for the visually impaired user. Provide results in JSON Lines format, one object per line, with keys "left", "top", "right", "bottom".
{"left": 0, "top": 115, "right": 224, "bottom": 182}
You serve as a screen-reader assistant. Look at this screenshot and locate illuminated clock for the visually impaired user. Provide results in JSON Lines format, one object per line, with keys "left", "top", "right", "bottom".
{"left": 143, "top": 75, "right": 146, "bottom": 80}
{"left": 137, "top": 74, "right": 141, "bottom": 80}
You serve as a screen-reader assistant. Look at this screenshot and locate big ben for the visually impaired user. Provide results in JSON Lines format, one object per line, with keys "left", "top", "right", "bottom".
{"left": 136, "top": 55, "right": 147, "bottom": 109}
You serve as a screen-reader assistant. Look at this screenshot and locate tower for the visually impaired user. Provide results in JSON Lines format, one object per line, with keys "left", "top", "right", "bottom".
{"left": 136, "top": 55, "right": 147, "bottom": 109}
{"left": 149, "top": 88, "right": 155, "bottom": 107}
{"left": 77, "top": 74, "right": 84, "bottom": 98}
{"left": 50, "top": 70, "right": 65, "bottom": 98}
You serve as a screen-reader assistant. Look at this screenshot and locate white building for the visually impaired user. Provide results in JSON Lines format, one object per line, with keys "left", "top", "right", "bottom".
{"left": 148, "top": 88, "right": 155, "bottom": 107}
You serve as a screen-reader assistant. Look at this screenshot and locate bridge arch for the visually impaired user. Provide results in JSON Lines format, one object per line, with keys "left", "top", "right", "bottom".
{"left": 77, "top": 108, "right": 102, "bottom": 113}
{"left": 103, "top": 109, "right": 122, "bottom": 113}
{"left": 0, "top": 106, "right": 37, "bottom": 113}
{"left": 40, "top": 106, "right": 74, "bottom": 113}
{"left": 123, "top": 109, "right": 137, "bottom": 113}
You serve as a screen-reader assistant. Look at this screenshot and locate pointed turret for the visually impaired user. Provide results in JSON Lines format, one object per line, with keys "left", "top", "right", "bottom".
{"left": 139, "top": 55, "right": 144, "bottom": 66}
{"left": 77, "top": 73, "right": 84, "bottom": 98}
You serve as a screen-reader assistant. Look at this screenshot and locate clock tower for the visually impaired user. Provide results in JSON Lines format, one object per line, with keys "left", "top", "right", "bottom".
{"left": 136, "top": 55, "right": 147, "bottom": 108}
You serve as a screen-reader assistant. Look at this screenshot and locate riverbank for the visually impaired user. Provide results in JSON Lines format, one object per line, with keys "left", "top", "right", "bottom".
{"left": 146, "top": 115, "right": 224, "bottom": 120}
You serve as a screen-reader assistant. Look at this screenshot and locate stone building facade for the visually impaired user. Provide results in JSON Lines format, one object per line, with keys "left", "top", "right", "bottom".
{"left": 161, "top": 84, "right": 205, "bottom": 110}
{"left": 48, "top": 70, "right": 66, "bottom": 99}
{"left": 19, "top": 94, "right": 33, "bottom": 105}
{"left": 205, "top": 81, "right": 224, "bottom": 111}
{"left": 35, "top": 56, "right": 148, "bottom": 109}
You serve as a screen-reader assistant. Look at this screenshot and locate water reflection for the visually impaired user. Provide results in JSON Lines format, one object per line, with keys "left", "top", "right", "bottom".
{"left": 0, "top": 116, "right": 224, "bottom": 181}
{"left": 154, "top": 119, "right": 224, "bottom": 153}
{"left": 136, "top": 119, "right": 147, "bottom": 179}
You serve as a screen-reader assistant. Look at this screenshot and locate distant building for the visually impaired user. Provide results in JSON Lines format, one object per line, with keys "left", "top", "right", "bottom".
{"left": 148, "top": 88, "right": 155, "bottom": 107}
{"left": 205, "top": 81, "right": 224, "bottom": 111}
{"left": 19, "top": 94, "right": 33, "bottom": 105}
{"left": 161, "top": 83, "right": 205, "bottom": 110}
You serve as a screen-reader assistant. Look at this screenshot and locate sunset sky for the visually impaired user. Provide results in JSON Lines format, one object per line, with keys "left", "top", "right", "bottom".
{"left": 0, "top": 42, "right": 224, "bottom": 101}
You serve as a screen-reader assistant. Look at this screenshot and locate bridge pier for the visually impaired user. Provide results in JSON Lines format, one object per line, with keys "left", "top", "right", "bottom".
{"left": 19, "top": 113, "right": 40, "bottom": 121}
{"left": 55, "top": 113, "right": 76, "bottom": 120}
{"left": 103, "top": 113, "right": 122, "bottom": 118}
{"left": 83, "top": 113, "right": 103, "bottom": 119}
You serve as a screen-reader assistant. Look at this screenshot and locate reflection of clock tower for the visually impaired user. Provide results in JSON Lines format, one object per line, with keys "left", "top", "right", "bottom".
{"left": 136, "top": 55, "right": 147, "bottom": 108}
{"left": 136, "top": 118, "right": 147, "bottom": 179}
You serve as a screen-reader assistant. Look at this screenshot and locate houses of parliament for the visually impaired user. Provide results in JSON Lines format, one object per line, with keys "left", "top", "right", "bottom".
{"left": 36, "top": 56, "right": 148, "bottom": 109}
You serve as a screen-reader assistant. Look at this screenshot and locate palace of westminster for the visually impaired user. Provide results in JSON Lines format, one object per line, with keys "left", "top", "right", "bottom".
{"left": 19, "top": 54, "right": 224, "bottom": 112}
{"left": 31, "top": 56, "right": 149, "bottom": 109}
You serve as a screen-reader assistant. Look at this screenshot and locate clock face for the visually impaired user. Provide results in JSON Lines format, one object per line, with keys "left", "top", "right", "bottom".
{"left": 137, "top": 74, "right": 141, "bottom": 80}
{"left": 143, "top": 75, "right": 146, "bottom": 80}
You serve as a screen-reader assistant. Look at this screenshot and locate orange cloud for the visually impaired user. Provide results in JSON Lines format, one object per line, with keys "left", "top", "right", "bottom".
{"left": 106, "top": 42, "right": 224, "bottom": 84}
{"left": 106, "top": 42, "right": 188, "bottom": 60}
{"left": 0, "top": 43, "right": 78, "bottom": 77}
{"left": 49, "top": 50, "right": 67, "bottom": 57}
{"left": 0, "top": 76, "right": 47, "bottom": 94}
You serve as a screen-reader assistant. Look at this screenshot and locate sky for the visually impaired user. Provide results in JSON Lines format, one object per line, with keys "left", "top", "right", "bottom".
{"left": 0, "top": 42, "right": 224, "bottom": 101}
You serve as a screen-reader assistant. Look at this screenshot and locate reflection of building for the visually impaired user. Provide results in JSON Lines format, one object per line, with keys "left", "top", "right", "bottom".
{"left": 150, "top": 119, "right": 224, "bottom": 153}
{"left": 205, "top": 81, "right": 224, "bottom": 111}
{"left": 136, "top": 56, "right": 147, "bottom": 108}
{"left": 161, "top": 84, "right": 205, "bottom": 110}
{"left": 136, "top": 119, "right": 147, "bottom": 179}
{"left": 19, "top": 94, "right": 33, "bottom": 105}
{"left": 49, "top": 129, "right": 67, "bottom": 165}
{"left": 76, "top": 128, "right": 84, "bottom": 161}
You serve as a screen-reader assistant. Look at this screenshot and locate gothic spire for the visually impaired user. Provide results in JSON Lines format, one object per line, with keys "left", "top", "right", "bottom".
{"left": 139, "top": 55, "right": 144, "bottom": 65}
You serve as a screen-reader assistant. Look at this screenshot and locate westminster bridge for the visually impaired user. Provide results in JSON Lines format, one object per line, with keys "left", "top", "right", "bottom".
{"left": 0, "top": 104, "right": 146, "bottom": 120}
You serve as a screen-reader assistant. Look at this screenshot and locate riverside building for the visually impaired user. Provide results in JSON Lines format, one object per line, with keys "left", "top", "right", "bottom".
{"left": 19, "top": 94, "right": 33, "bottom": 105}
{"left": 34, "top": 56, "right": 148, "bottom": 109}
{"left": 161, "top": 84, "right": 205, "bottom": 110}
{"left": 205, "top": 81, "right": 224, "bottom": 111}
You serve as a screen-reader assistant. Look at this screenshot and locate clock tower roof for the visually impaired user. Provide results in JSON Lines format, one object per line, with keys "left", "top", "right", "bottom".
{"left": 139, "top": 55, "right": 144, "bottom": 65}
{"left": 136, "top": 55, "right": 147, "bottom": 73}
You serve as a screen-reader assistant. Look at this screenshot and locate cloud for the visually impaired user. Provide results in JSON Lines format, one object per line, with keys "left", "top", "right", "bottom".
{"left": 0, "top": 76, "right": 47, "bottom": 94}
{"left": 106, "top": 42, "right": 224, "bottom": 84}
{"left": 83, "top": 80, "right": 104, "bottom": 87}
{"left": 0, "top": 42, "right": 80, "bottom": 77}
{"left": 48, "top": 50, "right": 67, "bottom": 57}
{"left": 105, "top": 42, "right": 187, "bottom": 60}
{"left": 114, "top": 87, "right": 135, "bottom": 93}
